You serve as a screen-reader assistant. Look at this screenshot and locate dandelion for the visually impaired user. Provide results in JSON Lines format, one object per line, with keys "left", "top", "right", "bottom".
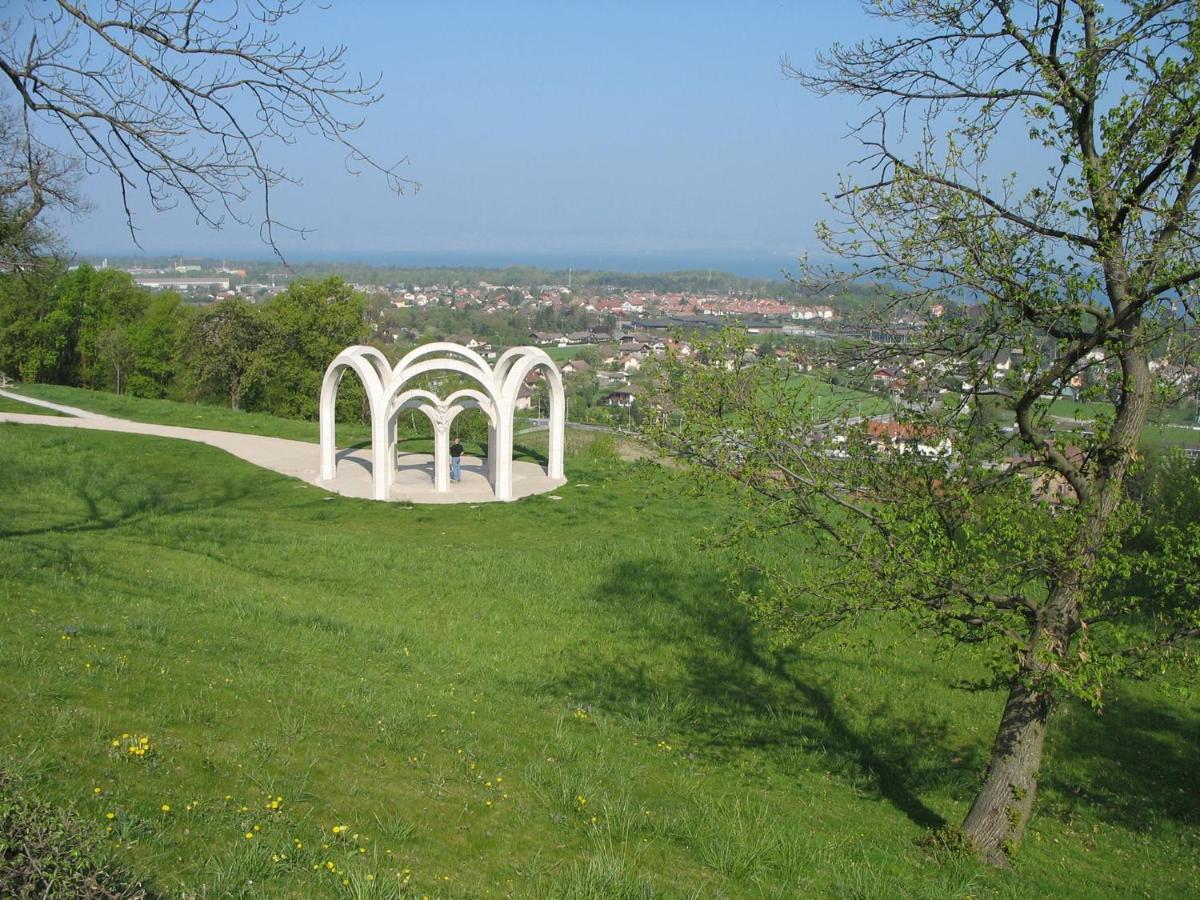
{"left": 245, "top": 832, "right": 254, "bottom": 840}
{"left": 161, "top": 804, "right": 170, "bottom": 812}
{"left": 576, "top": 795, "right": 588, "bottom": 807}
{"left": 105, "top": 812, "right": 115, "bottom": 820}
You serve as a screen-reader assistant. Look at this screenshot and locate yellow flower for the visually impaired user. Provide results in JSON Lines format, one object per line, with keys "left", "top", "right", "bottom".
{"left": 161, "top": 804, "right": 170, "bottom": 812}
{"left": 111, "top": 740, "right": 120, "bottom": 747}
{"left": 244, "top": 832, "right": 254, "bottom": 840}
{"left": 105, "top": 812, "right": 115, "bottom": 820}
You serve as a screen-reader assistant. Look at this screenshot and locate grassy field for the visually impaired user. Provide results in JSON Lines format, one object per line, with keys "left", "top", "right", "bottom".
{"left": 782, "top": 375, "right": 891, "bottom": 417}
{"left": 0, "top": 393, "right": 66, "bottom": 416}
{"left": 0, "top": 391, "right": 1197, "bottom": 897}
{"left": 9, "top": 383, "right": 372, "bottom": 445}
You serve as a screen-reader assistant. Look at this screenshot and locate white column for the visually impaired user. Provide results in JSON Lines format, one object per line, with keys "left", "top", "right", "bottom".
{"left": 494, "top": 411, "right": 514, "bottom": 501}
{"left": 385, "top": 413, "right": 397, "bottom": 490}
{"left": 548, "top": 389, "right": 565, "bottom": 480}
{"left": 371, "top": 407, "right": 390, "bottom": 501}
{"left": 319, "top": 373, "right": 340, "bottom": 480}
{"left": 487, "top": 421, "right": 498, "bottom": 490}
{"left": 434, "top": 413, "right": 450, "bottom": 492}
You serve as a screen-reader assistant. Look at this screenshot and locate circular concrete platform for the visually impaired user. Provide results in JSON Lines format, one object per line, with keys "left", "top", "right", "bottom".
{"left": 327, "top": 448, "right": 565, "bottom": 503}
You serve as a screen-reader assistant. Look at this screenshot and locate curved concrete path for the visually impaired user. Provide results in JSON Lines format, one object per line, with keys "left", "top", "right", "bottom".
{"left": 0, "top": 390, "right": 564, "bottom": 504}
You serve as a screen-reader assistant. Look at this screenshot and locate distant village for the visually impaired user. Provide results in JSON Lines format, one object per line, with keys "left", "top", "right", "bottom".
{"left": 100, "top": 257, "right": 1198, "bottom": 469}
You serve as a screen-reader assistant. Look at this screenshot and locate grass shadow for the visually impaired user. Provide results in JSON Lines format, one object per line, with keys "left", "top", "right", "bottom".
{"left": 1042, "top": 691, "right": 1199, "bottom": 830}
{"left": 565, "top": 557, "right": 952, "bottom": 830}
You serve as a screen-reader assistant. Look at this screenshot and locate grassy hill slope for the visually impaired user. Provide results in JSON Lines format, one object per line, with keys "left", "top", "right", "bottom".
{"left": 0, "top": 393, "right": 1196, "bottom": 898}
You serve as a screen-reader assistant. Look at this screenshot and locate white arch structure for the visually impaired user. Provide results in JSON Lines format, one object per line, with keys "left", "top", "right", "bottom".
{"left": 319, "top": 342, "right": 565, "bottom": 501}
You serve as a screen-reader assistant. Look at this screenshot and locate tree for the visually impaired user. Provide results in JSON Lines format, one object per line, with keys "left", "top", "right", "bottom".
{"left": 0, "top": 1, "right": 414, "bottom": 261}
{"left": 125, "top": 291, "right": 193, "bottom": 398}
{"left": 94, "top": 325, "right": 135, "bottom": 395}
{"left": 185, "top": 297, "right": 265, "bottom": 411}
{"left": 650, "top": 1, "right": 1199, "bottom": 864}
{"left": 253, "top": 277, "right": 368, "bottom": 419}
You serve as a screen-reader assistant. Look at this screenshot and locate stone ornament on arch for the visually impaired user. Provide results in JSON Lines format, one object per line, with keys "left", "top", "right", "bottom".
{"left": 319, "top": 342, "right": 565, "bottom": 501}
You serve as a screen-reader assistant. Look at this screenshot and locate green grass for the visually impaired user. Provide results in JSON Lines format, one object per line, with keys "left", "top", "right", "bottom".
{"left": 13, "top": 383, "right": 373, "bottom": 446}
{"left": 0, "top": 398, "right": 1197, "bottom": 897}
{"left": 783, "top": 374, "right": 891, "bottom": 417}
{"left": 1042, "top": 396, "right": 1200, "bottom": 452}
{"left": 0, "top": 393, "right": 66, "bottom": 416}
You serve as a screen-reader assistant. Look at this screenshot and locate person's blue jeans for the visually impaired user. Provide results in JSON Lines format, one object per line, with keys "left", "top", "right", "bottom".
{"left": 451, "top": 456, "right": 461, "bottom": 482}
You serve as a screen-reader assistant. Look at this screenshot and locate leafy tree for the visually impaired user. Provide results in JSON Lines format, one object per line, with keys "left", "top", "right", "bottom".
{"left": 184, "top": 297, "right": 265, "bottom": 411}
{"left": 125, "top": 292, "right": 193, "bottom": 398}
{"left": 0, "top": 265, "right": 69, "bottom": 381}
{"left": 94, "top": 326, "right": 135, "bottom": 395}
{"left": 71, "top": 267, "right": 150, "bottom": 389}
{"left": 652, "top": 1, "right": 1200, "bottom": 864}
{"left": 254, "top": 277, "right": 368, "bottom": 419}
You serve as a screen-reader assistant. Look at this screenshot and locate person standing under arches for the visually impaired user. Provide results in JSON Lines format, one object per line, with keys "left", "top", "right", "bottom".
{"left": 449, "top": 435, "right": 464, "bottom": 483}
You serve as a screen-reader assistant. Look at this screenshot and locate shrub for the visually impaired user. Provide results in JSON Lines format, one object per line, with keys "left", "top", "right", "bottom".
{"left": 0, "top": 773, "right": 154, "bottom": 899}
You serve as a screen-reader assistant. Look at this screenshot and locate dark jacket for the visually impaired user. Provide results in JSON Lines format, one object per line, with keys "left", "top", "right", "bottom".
{"left": 449, "top": 441, "right": 464, "bottom": 458}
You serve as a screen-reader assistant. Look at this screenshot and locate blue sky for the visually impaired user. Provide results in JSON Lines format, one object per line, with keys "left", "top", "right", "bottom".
{"left": 54, "top": 1, "right": 881, "bottom": 265}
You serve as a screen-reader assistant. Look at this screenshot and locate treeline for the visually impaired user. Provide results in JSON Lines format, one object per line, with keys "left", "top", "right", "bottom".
{"left": 88, "top": 256, "right": 897, "bottom": 301}
{"left": 0, "top": 266, "right": 367, "bottom": 419}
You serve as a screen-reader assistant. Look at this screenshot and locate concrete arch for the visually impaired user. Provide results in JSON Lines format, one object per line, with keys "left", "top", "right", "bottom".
{"left": 344, "top": 344, "right": 392, "bottom": 387}
{"left": 319, "top": 349, "right": 390, "bottom": 500}
{"left": 499, "top": 350, "right": 566, "bottom": 489}
{"left": 394, "top": 341, "right": 494, "bottom": 384}
{"left": 387, "top": 357, "right": 501, "bottom": 412}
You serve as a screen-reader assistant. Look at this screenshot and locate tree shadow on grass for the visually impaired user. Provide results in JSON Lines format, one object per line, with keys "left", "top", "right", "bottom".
{"left": 562, "top": 557, "right": 954, "bottom": 830}
{"left": 1041, "top": 691, "right": 1199, "bottom": 830}
{"left": 0, "top": 447, "right": 259, "bottom": 541}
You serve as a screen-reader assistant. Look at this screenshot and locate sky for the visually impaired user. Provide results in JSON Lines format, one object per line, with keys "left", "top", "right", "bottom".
{"left": 47, "top": 1, "right": 887, "bottom": 270}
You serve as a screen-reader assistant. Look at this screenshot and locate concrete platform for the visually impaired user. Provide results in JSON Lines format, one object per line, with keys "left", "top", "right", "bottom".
{"left": 0, "top": 392, "right": 565, "bottom": 504}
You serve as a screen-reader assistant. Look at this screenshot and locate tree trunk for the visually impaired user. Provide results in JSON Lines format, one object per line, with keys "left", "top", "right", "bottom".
{"left": 962, "top": 339, "right": 1151, "bottom": 864}
{"left": 960, "top": 671, "right": 1051, "bottom": 865}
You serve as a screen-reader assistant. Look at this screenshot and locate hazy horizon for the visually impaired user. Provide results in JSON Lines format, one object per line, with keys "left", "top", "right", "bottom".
{"left": 46, "top": 2, "right": 889, "bottom": 263}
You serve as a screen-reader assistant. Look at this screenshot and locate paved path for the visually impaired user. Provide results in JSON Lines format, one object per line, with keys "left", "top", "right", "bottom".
{"left": 0, "top": 390, "right": 564, "bottom": 504}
